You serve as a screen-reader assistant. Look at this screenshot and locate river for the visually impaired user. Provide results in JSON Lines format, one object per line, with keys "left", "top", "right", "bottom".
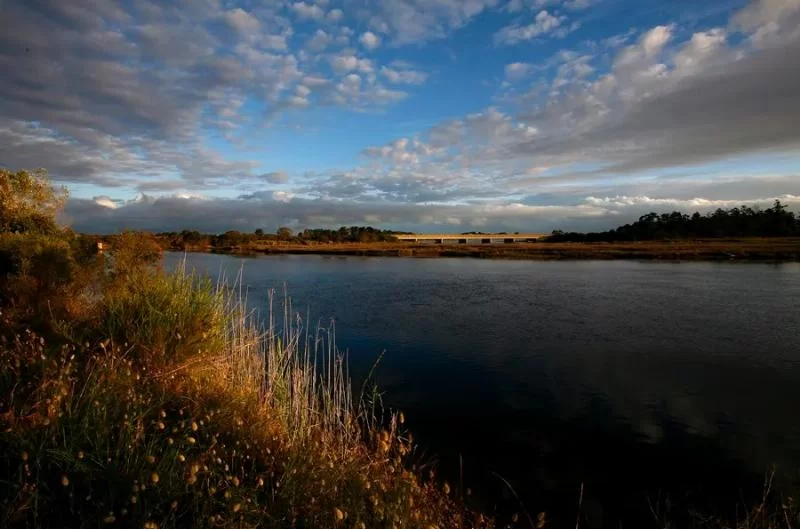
{"left": 164, "top": 252, "right": 800, "bottom": 527}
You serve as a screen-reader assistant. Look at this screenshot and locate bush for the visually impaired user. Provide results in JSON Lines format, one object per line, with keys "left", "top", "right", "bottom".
{"left": 0, "top": 233, "right": 76, "bottom": 322}
{"left": 98, "top": 265, "right": 226, "bottom": 368}
{"left": 0, "top": 168, "right": 67, "bottom": 235}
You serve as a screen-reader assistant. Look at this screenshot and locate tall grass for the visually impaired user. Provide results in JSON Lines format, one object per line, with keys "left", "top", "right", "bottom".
{"left": 1, "top": 261, "right": 473, "bottom": 528}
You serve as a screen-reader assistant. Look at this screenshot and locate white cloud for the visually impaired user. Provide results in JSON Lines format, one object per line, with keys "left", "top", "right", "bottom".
{"left": 495, "top": 10, "right": 568, "bottom": 45}
{"left": 222, "top": 8, "right": 260, "bottom": 34}
{"left": 329, "top": 56, "right": 352, "bottom": 73}
{"left": 259, "top": 171, "right": 290, "bottom": 184}
{"left": 327, "top": 8, "right": 344, "bottom": 22}
{"left": 94, "top": 196, "right": 119, "bottom": 209}
{"left": 359, "top": 31, "right": 382, "bottom": 50}
{"left": 505, "top": 62, "right": 533, "bottom": 79}
{"left": 381, "top": 66, "right": 428, "bottom": 85}
{"left": 364, "top": 0, "right": 501, "bottom": 44}
{"left": 306, "top": 29, "right": 333, "bottom": 51}
{"left": 290, "top": 2, "right": 326, "bottom": 20}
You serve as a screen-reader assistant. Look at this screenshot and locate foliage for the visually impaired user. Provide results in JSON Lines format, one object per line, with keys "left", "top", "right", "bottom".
{"left": 549, "top": 201, "right": 800, "bottom": 242}
{"left": 98, "top": 265, "right": 226, "bottom": 369}
{"left": 105, "top": 231, "right": 163, "bottom": 281}
{"left": 156, "top": 226, "right": 400, "bottom": 250}
{"left": 298, "top": 226, "right": 399, "bottom": 243}
{"left": 0, "top": 168, "right": 68, "bottom": 235}
{"left": 0, "top": 264, "right": 484, "bottom": 529}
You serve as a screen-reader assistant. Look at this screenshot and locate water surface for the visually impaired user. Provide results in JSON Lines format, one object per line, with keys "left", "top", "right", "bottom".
{"left": 164, "top": 253, "right": 800, "bottom": 527}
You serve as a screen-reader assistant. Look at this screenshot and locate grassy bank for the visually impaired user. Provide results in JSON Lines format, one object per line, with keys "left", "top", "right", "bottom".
{"left": 0, "top": 251, "right": 484, "bottom": 528}
{"left": 167, "top": 238, "right": 800, "bottom": 262}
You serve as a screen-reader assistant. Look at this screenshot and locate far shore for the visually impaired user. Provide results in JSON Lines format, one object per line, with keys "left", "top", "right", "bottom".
{"left": 164, "top": 237, "right": 800, "bottom": 262}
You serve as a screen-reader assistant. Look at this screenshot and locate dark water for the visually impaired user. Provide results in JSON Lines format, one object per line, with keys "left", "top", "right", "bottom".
{"left": 164, "top": 252, "right": 800, "bottom": 527}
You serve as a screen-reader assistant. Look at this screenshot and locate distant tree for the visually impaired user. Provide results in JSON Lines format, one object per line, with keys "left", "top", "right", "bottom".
{"left": 254, "top": 228, "right": 264, "bottom": 237}
{"left": 277, "top": 227, "right": 293, "bottom": 241}
{"left": 548, "top": 201, "right": 799, "bottom": 242}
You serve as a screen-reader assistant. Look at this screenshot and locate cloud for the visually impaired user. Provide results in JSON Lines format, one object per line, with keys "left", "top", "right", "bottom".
{"left": 222, "top": 8, "right": 260, "bottom": 35}
{"left": 259, "top": 171, "right": 290, "bottom": 184}
{"left": 380, "top": 66, "right": 429, "bottom": 85}
{"left": 359, "top": 31, "right": 382, "bottom": 50}
{"left": 290, "top": 2, "right": 326, "bottom": 21}
{"left": 505, "top": 62, "right": 533, "bottom": 80}
{"left": 0, "top": 0, "right": 416, "bottom": 192}
{"left": 495, "top": 10, "right": 569, "bottom": 45}
{"left": 62, "top": 188, "right": 800, "bottom": 234}
{"left": 306, "top": 29, "right": 333, "bottom": 51}
{"left": 363, "top": 0, "right": 501, "bottom": 45}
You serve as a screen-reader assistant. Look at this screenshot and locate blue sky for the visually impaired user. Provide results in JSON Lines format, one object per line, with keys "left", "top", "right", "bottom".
{"left": 1, "top": 0, "right": 799, "bottom": 233}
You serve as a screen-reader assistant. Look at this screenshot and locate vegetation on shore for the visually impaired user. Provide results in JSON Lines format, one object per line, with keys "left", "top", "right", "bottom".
{"left": 2, "top": 167, "right": 800, "bottom": 529}
{"left": 81, "top": 202, "right": 800, "bottom": 262}
{"left": 0, "top": 169, "right": 486, "bottom": 528}
{"left": 548, "top": 202, "right": 800, "bottom": 242}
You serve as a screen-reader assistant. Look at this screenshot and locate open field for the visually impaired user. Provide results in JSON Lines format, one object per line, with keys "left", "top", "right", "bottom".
{"left": 176, "top": 238, "right": 800, "bottom": 261}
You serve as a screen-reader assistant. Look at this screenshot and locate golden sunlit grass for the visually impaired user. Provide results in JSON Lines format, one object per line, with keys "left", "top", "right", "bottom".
{"left": 0, "top": 263, "right": 488, "bottom": 529}
{"left": 179, "top": 237, "right": 800, "bottom": 261}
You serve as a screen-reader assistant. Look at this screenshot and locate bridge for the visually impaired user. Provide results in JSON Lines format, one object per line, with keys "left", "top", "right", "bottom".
{"left": 394, "top": 233, "right": 548, "bottom": 244}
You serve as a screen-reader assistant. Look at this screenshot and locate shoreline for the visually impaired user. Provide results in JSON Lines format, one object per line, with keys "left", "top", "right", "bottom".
{"left": 165, "top": 237, "right": 800, "bottom": 262}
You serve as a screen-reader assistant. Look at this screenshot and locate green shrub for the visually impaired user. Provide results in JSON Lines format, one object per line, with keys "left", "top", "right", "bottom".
{"left": 0, "top": 233, "right": 76, "bottom": 316}
{"left": 98, "top": 266, "right": 226, "bottom": 368}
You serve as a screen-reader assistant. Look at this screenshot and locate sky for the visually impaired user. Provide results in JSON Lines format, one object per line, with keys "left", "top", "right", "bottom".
{"left": 1, "top": 0, "right": 799, "bottom": 234}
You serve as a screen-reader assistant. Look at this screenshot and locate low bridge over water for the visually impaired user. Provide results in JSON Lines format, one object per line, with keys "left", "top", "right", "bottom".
{"left": 394, "top": 233, "right": 547, "bottom": 244}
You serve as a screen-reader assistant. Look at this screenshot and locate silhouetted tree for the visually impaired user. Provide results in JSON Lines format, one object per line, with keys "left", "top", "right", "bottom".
{"left": 548, "top": 201, "right": 799, "bottom": 242}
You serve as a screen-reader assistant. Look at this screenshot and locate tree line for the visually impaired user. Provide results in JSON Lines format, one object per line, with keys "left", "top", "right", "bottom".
{"left": 548, "top": 201, "right": 799, "bottom": 242}
{"left": 159, "top": 225, "right": 401, "bottom": 249}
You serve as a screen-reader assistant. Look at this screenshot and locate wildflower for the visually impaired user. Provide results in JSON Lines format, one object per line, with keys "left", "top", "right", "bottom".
{"left": 151, "top": 472, "right": 159, "bottom": 484}
{"left": 77, "top": 451, "right": 85, "bottom": 460}
{"left": 146, "top": 455, "right": 156, "bottom": 464}
{"left": 399, "top": 411, "right": 405, "bottom": 424}
{"left": 160, "top": 410, "right": 167, "bottom": 418}
{"left": 232, "top": 477, "right": 240, "bottom": 487}
{"left": 232, "top": 503, "right": 241, "bottom": 512}
{"left": 171, "top": 500, "right": 178, "bottom": 510}
{"left": 21, "top": 451, "right": 28, "bottom": 461}
{"left": 177, "top": 454, "right": 185, "bottom": 462}
{"left": 334, "top": 508, "right": 345, "bottom": 521}
{"left": 157, "top": 421, "right": 165, "bottom": 430}
{"left": 442, "top": 482, "right": 450, "bottom": 495}
{"left": 512, "top": 513, "right": 519, "bottom": 523}
{"left": 167, "top": 438, "right": 174, "bottom": 445}
{"left": 103, "top": 514, "right": 116, "bottom": 524}
{"left": 186, "top": 436, "right": 196, "bottom": 444}
{"left": 61, "top": 475, "right": 69, "bottom": 487}
{"left": 257, "top": 478, "right": 264, "bottom": 487}
{"left": 191, "top": 421, "right": 198, "bottom": 432}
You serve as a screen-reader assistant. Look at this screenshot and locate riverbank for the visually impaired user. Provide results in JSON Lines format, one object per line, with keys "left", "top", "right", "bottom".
{"left": 0, "top": 231, "right": 479, "bottom": 529}
{"left": 172, "top": 237, "right": 800, "bottom": 261}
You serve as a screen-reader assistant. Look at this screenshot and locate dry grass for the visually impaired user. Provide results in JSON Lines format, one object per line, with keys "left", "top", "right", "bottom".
{"left": 0, "top": 263, "right": 489, "bottom": 529}
{"left": 186, "top": 238, "right": 800, "bottom": 261}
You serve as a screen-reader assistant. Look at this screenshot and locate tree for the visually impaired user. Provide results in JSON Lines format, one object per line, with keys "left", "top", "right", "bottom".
{"left": 277, "top": 227, "right": 293, "bottom": 241}
{"left": 0, "top": 168, "right": 68, "bottom": 234}
{"left": 254, "top": 228, "right": 264, "bottom": 237}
